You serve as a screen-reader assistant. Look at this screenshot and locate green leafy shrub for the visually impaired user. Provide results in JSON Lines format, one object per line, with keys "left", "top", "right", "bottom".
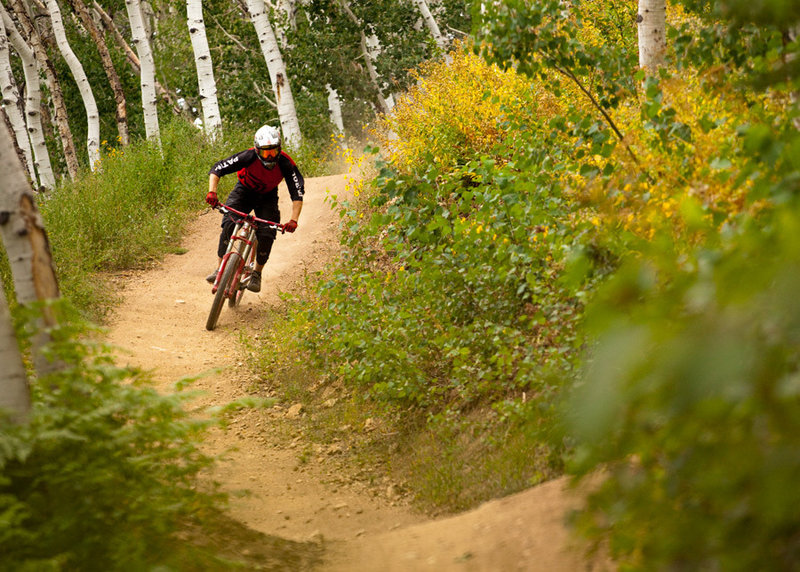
{"left": 556, "top": 2, "right": 800, "bottom": 565}
{"left": 567, "top": 206, "right": 800, "bottom": 570}
{"left": 0, "top": 301, "right": 229, "bottom": 570}
{"left": 288, "top": 43, "right": 612, "bottom": 506}
{"left": 373, "top": 42, "right": 561, "bottom": 174}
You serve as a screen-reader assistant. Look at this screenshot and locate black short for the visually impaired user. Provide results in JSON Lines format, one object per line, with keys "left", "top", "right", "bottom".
{"left": 223, "top": 182, "right": 280, "bottom": 226}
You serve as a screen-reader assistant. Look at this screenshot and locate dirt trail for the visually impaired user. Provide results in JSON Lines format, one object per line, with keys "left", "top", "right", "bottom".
{"left": 106, "top": 174, "right": 607, "bottom": 571}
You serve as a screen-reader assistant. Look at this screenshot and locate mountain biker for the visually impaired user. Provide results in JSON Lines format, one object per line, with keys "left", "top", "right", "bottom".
{"left": 205, "top": 125, "right": 304, "bottom": 293}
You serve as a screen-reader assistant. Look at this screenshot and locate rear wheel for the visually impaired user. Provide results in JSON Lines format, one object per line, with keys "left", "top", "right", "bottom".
{"left": 206, "top": 253, "right": 241, "bottom": 330}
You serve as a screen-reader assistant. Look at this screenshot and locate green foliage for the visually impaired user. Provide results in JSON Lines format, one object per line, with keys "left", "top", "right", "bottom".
{"left": 475, "top": 0, "right": 638, "bottom": 110}
{"left": 308, "top": 151, "right": 590, "bottom": 411}
{"left": 567, "top": 206, "right": 800, "bottom": 570}
{"left": 0, "top": 248, "right": 12, "bottom": 313}
{"left": 374, "top": 43, "right": 556, "bottom": 173}
{"left": 286, "top": 0, "right": 437, "bottom": 109}
{"left": 267, "top": 2, "right": 800, "bottom": 560}
{"left": 287, "top": 45, "right": 614, "bottom": 505}
{"left": 26, "top": 0, "right": 470, "bottom": 180}
{"left": 0, "top": 301, "right": 229, "bottom": 570}
{"left": 492, "top": 0, "right": 800, "bottom": 568}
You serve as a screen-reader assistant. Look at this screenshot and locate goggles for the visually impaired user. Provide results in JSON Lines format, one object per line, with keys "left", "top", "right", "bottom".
{"left": 257, "top": 146, "right": 280, "bottom": 160}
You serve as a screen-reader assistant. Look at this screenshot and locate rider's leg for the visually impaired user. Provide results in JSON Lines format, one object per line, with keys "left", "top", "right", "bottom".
{"left": 247, "top": 192, "right": 280, "bottom": 292}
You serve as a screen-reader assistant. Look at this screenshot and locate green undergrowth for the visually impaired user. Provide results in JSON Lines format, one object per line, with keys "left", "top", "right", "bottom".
{"left": 0, "top": 301, "right": 235, "bottom": 570}
{"left": 567, "top": 205, "right": 800, "bottom": 571}
{"left": 0, "top": 305, "right": 321, "bottom": 571}
{"left": 248, "top": 17, "right": 800, "bottom": 567}
{"left": 37, "top": 120, "right": 225, "bottom": 320}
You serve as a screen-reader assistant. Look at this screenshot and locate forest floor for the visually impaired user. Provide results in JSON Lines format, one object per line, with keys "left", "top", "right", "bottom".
{"left": 105, "top": 174, "right": 611, "bottom": 571}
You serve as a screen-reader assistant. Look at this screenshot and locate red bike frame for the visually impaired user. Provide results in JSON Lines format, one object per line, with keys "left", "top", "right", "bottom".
{"left": 206, "top": 204, "right": 284, "bottom": 330}
{"left": 212, "top": 204, "right": 284, "bottom": 292}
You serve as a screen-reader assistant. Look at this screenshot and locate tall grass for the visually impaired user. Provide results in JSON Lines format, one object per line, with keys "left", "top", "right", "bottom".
{"left": 39, "top": 121, "right": 257, "bottom": 319}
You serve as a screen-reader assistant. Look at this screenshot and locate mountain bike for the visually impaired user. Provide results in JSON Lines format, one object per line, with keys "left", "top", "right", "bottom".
{"left": 206, "top": 204, "right": 284, "bottom": 331}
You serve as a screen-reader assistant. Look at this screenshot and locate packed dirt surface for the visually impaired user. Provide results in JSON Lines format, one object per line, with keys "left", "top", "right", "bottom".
{"left": 105, "top": 174, "right": 609, "bottom": 571}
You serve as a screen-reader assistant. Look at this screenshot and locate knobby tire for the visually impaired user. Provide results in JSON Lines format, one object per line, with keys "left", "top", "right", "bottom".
{"left": 206, "top": 252, "right": 241, "bottom": 331}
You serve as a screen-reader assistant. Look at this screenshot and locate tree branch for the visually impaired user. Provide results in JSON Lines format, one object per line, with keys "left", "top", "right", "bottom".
{"left": 552, "top": 61, "right": 641, "bottom": 166}
{"left": 252, "top": 80, "right": 277, "bottom": 107}
{"left": 208, "top": 12, "right": 247, "bottom": 51}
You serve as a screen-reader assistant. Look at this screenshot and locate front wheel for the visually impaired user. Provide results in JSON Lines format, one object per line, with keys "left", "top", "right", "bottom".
{"left": 206, "top": 252, "right": 241, "bottom": 331}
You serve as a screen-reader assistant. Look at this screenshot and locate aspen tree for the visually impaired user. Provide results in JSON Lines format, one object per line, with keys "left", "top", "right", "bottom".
{"left": 45, "top": 0, "right": 101, "bottom": 169}
{"left": 637, "top": 0, "right": 666, "bottom": 74}
{"left": 337, "top": 0, "right": 392, "bottom": 115}
{"left": 187, "top": 0, "right": 222, "bottom": 140}
{"left": 0, "top": 119, "right": 61, "bottom": 378}
{"left": 92, "top": 1, "right": 181, "bottom": 115}
{"left": 7, "top": 0, "right": 80, "bottom": 180}
{"left": 0, "top": 273, "right": 30, "bottom": 423}
{"left": 125, "top": 0, "right": 161, "bottom": 143}
{"left": 412, "top": 0, "right": 446, "bottom": 49}
{"left": 246, "top": 0, "right": 302, "bottom": 146}
{"left": 0, "top": 8, "right": 54, "bottom": 189}
{"left": 327, "top": 84, "right": 346, "bottom": 147}
{"left": 67, "top": 0, "right": 130, "bottom": 146}
{"left": 0, "top": 11, "right": 34, "bottom": 180}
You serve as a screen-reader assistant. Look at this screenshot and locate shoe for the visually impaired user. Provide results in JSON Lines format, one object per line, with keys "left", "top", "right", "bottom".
{"left": 206, "top": 271, "right": 218, "bottom": 284}
{"left": 247, "top": 270, "right": 262, "bottom": 293}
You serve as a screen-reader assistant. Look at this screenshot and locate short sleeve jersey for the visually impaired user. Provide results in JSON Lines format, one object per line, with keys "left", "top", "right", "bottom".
{"left": 209, "top": 148, "right": 305, "bottom": 201}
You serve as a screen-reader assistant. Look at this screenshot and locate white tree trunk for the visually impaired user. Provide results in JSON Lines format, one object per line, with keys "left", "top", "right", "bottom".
{"left": 270, "top": 0, "right": 296, "bottom": 48}
{"left": 280, "top": 0, "right": 295, "bottom": 29}
{"left": 326, "top": 85, "right": 344, "bottom": 133}
{"left": 788, "top": 26, "right": 800, "bottom": 130}
{"left": 126, "top": 0, "right": 161, "bottom": 143}
{"left": 246, "top": 0, "right": 302, "bottom": 147}
{"left": 93, "top": 1, "right": 181, "bottom": 116}
{"left": 637, "top": 0, "right": 666, "bottom": 75}
{"left": 326, "top": 84, "right": 347, "bottom": 149}
{"left": 187, "top": 0, "right": 222, "bottom": 141}
{"left": 0, "top": 120, "right": 61, "bottom": 378}
{"left": 0, "top": 14, "right": 35, "bottom": 181}
{"left": 412, "top": 0, "right": 445, "bottom": 49}
{"left": 1, "top": 9, "right": 55, "bottom": 189}
{"left": 0, "top": 273, "right": 30, "bottom": 423}
{"left": 68, "top": 0, "right": 130, "bottom": 146}
{"left": 45, "top": 0, "right": 101, "bottom": 170}
{"left": 7, "top": 0, "right": 80, "bottom": 181}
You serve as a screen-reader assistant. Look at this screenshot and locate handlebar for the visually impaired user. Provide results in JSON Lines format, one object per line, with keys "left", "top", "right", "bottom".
{"left": 215, "top": 204, "right": 285, "bottom": 233}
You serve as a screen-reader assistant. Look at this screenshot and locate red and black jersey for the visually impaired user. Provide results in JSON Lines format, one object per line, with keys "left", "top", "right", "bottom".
{"left": 209, "top": 148, "right": 305, "bottom": 201}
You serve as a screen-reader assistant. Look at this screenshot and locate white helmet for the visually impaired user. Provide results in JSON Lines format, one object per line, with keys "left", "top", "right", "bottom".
{"left": 254, "top": 125, "right": 281, "bottom": 169}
